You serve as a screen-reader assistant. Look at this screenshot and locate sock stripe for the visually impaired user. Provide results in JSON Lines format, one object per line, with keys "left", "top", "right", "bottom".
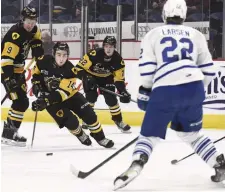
{"left": 196, "top": 139, "right": 210, "bottom": 154}
{"left": 136, "top": 142, "right": 153, "bottom": 151}
{"left": 133, "top": 149, "right": 150, "bottom": 156}
{"left": 134, "top": 146, "right": 151, "bottom": 156}
{"left": 190, "top": 135, "right": 218, "bottom": 167}
{"left": 203, "top": 147, "right": 216, "bottom": 161}
{"left": 205, "top": 150, "right": 217, "bottom": 163}
{"left": 198, "top": 141, "right": 212, "bottom": 156}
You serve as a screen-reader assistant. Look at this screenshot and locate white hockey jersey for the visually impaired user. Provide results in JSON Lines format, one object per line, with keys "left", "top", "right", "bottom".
{"left": 139, "top": 24, "right": 218, "bottom": 89}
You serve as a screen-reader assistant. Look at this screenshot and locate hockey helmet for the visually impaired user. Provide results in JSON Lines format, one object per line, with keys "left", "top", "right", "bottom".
{"left": 162, "top": 0, "right": 187, "bottom": 23}
{"left": 103, "top": 36, "right": 117, "bottom": 48}
{"left": 21, "top": 6, "right": 37, "bottom": 20}
{"left": 53, "top": 42, "right": 70, "bottom": 56}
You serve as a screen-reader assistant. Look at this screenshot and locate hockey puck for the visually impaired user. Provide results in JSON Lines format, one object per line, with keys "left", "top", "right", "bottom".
{"left": 46, "top": 153, "right": 53, "bottom": 156}
{"left": 171, "top": 160, "right": 178, "bottom": 165}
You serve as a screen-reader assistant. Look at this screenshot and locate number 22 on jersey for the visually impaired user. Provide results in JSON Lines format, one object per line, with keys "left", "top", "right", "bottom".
{"left": 160, "top": 37, "right": 193, "bottom": 63}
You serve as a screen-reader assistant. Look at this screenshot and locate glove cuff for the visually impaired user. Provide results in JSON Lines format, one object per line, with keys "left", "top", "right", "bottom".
{"left": 139, "top": 86, "right": 152, "bottom": 93}
{"left": 115, "top": 81, "right": 126, "bottom": 93}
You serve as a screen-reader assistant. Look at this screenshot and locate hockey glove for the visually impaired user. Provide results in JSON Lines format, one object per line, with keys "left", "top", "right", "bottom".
{"left": 86, "top": 74, "right": 97, "bottom": 90}
{"left": 32, "top": 80, "right": 43, "bottom": 97}
{"left": 31, "top": 39, "right": 44, "bottom": 60}
{"left": 119, "top": 90, "right": 131, "bottom": 103}
{"left": 137, "top": 86, "right": 152, "bottom": 111}
{"left": 45, "top": 77, "right": 61, "bottom": 91}
{"left": 32, "top": 97, "right": 50, "bottom": 111}
{"left": 4, "top": 78, "right": 18, "bottom": 92}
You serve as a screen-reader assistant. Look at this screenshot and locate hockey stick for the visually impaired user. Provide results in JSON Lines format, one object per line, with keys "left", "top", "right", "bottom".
{"left": 31, "top": 110, "right": 38, "bottom": 148}
{"left": 171, "top": 136, "right": 225, "bottom": 165}
{"left": 70, "top": 136, "right": 138, "bottom": 179}
{"left": 31, "top": 92, "right": 43, "bottom": 148}
{"left": 1, "top": 58, "right": 35, "bottom": 105}
{"left": 99, "top": 87, "right": 137, "bottom": 103}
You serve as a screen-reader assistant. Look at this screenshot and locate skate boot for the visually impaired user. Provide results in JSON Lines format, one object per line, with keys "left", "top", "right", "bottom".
{"left": 76, "top": 131, "right": 92, "bottom": 146}
{"left": 70, "top": 128, "right": 92, "bottom": 146}
{"left": 114, "top": 121, "right": 131, "bottom": 133}
{"left": 81, "top": 122, "right": 89, "bottom": 130}
{"left": 211, "top": 154, "right": 225, "bottom": 183}
{"left": 1, "top": 121, "right": 27, "bottom": 147}
{"left": 90, "top": 131, "right": 114, "bottom": 148}
{"left": 114, "top": 153, "right": 148, "bottom": 191}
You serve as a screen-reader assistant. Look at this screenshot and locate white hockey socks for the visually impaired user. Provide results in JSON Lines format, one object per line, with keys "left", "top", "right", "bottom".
{"left": 132, "top": 135, "right": 160, "bottom": 162}
{"left": 177, "top": 131, "right": 219, "bottom": 167}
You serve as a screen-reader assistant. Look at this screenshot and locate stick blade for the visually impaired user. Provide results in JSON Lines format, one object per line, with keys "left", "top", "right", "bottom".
{"left": 70, "top": 164, "right": 80, "bottom": 177}
{"left": 171, "top": 159, "right": 178, "bottom": 165}
{"left": 70, "top": 164, "right": 88, "bottom": 179}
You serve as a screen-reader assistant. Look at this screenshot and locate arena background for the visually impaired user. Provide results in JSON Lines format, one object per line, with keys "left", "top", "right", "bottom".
{"left": 1, "top": 0, "right": 225, "bottom": 129}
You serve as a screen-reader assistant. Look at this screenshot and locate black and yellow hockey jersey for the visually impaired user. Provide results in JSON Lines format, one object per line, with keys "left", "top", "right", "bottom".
{"left": 1, "top": 22, "right": 41, "bottom": 79}
{"left": 32, "top": 55, "right": 80, "bottom": 104}
{"left": 76, "top": 48, "right": 125, "bottom": 82}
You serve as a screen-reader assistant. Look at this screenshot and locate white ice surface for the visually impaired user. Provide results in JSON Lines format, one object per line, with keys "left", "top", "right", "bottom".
{"left": 1, "top": 122, "right": 225, "bottom": 192}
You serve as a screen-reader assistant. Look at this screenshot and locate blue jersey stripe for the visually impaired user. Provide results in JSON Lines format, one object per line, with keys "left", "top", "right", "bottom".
{"left": 139, "top": 62, "right": 157, "bottom": 67}
{"left": 203, "top": 72, "right": 216, "bottom": 76}
{"left": 154, "top": 65, "right": 197, "bottom": 83}
{"left": 198, "top": 63, "right": 214, "bottom": 68}
{"left": 140, "top": 71, "right": 155, "bottom": 76}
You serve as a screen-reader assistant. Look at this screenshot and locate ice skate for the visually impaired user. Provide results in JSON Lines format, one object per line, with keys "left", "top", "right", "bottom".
{"left": 70, "top": 128, "right": 92, "bottom": 146}
{"left": 211, "top": 154, "right": 225, "bottom": 183}
{"left": 114, "top": 154, "right": 148, "bottom": 191}
{"left": 90, "top": 132, "right": 114, "bottom": 148}
{"left": 114, "top": 121, "right": 131, "bottom": 133}
{"left": 1, "top": 121, "right": 27, "bottom": 147}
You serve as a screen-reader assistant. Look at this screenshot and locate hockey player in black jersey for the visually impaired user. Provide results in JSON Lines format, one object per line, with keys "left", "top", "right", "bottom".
{"left": 1, "top": 6, "right": 44, "bottom": 146}
{"left": 76, "top": 36, "right": 131, "bottom": 133}
{"left": 31, "top": 42, "right": 114, "bottom": 148}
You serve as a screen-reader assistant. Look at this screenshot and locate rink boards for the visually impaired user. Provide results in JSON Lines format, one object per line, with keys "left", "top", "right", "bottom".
{"left": 1, "top": 60, "right": 225, "bottom": 129}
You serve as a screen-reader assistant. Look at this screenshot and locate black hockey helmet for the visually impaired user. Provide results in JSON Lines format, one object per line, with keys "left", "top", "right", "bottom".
{"left": 103, "top": 36, "right": 117, "bottom": 48}
{"left": 53, "top": 42, "right": 70, "bottom": 55}
{"left": 21, "top": 6, "right": 37, "bottom": 20}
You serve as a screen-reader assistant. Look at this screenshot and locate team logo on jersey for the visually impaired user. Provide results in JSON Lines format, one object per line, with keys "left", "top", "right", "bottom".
{"left": 56, "top": 110, "right": 64, "bottom": 117}
{"left": 93, "top": 63, "right": 110, "bottom": 74}
{"left": 12, "top": 32, "right": 20, "bottom": 40}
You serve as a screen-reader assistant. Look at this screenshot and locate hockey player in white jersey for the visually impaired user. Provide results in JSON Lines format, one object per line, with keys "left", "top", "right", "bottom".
{"left": 114, "top": 0, "right": 225, "bottom": 190}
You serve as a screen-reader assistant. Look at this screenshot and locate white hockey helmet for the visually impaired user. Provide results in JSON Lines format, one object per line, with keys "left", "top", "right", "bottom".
{"left": 162, "top": 0, "right": 187, "bottom": 23}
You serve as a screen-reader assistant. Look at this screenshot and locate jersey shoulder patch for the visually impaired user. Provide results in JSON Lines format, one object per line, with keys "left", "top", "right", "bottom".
{"left": 88, "top": 48, "right": 104, "bottom": 58}
{"left": 33, "top": 26, "right": 41, "bottom": 40}
{"left": 12, "top": 32, "right": 20, "bottom": 40}
{"left": 113, "top": 51, "right": 124, "bottom": 65}
{"left": 36, "top": 55, "right": 54, "bottom": 69}
{"left": 4, "top": 24, "right": 21, "bottom": 42}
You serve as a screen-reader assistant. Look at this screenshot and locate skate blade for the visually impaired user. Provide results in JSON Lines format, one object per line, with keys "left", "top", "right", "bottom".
{"left": 1, "top": 138, "right": 26, "bottom": 147}
{"left": 119, "top": 129, "right": 132, "bottom": 134}
{"left": 114, "top": 169, "right": 139, "bottom": 191}
{"left": 113, "top": 176, "right": 136, "bottom": 191}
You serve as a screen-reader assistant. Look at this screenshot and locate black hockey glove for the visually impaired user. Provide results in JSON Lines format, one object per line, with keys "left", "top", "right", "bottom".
{"left": 86, "top": 74, "right": 97, "bottom": 90}
{"left": 32, "top": 97, "right": 50, "bottom": 111}
{"left": 4, "top": 78, "right": 18, "bottom": 92}
{"left": 31, "top": 39, "right": 44, "bottom": 60}
{"left": 32, "top": 80, "right": 43, "bottom": 97}
{"left": 45, "top": 77, "right": 61, "bottom": 91}
{"left": 119, "top": 90, "right": 131, "bottom": 103}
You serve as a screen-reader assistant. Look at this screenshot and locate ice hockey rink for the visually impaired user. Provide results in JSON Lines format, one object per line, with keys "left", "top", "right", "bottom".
{"left": 1, "top": 122, "right": 225, "bottom": 192}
